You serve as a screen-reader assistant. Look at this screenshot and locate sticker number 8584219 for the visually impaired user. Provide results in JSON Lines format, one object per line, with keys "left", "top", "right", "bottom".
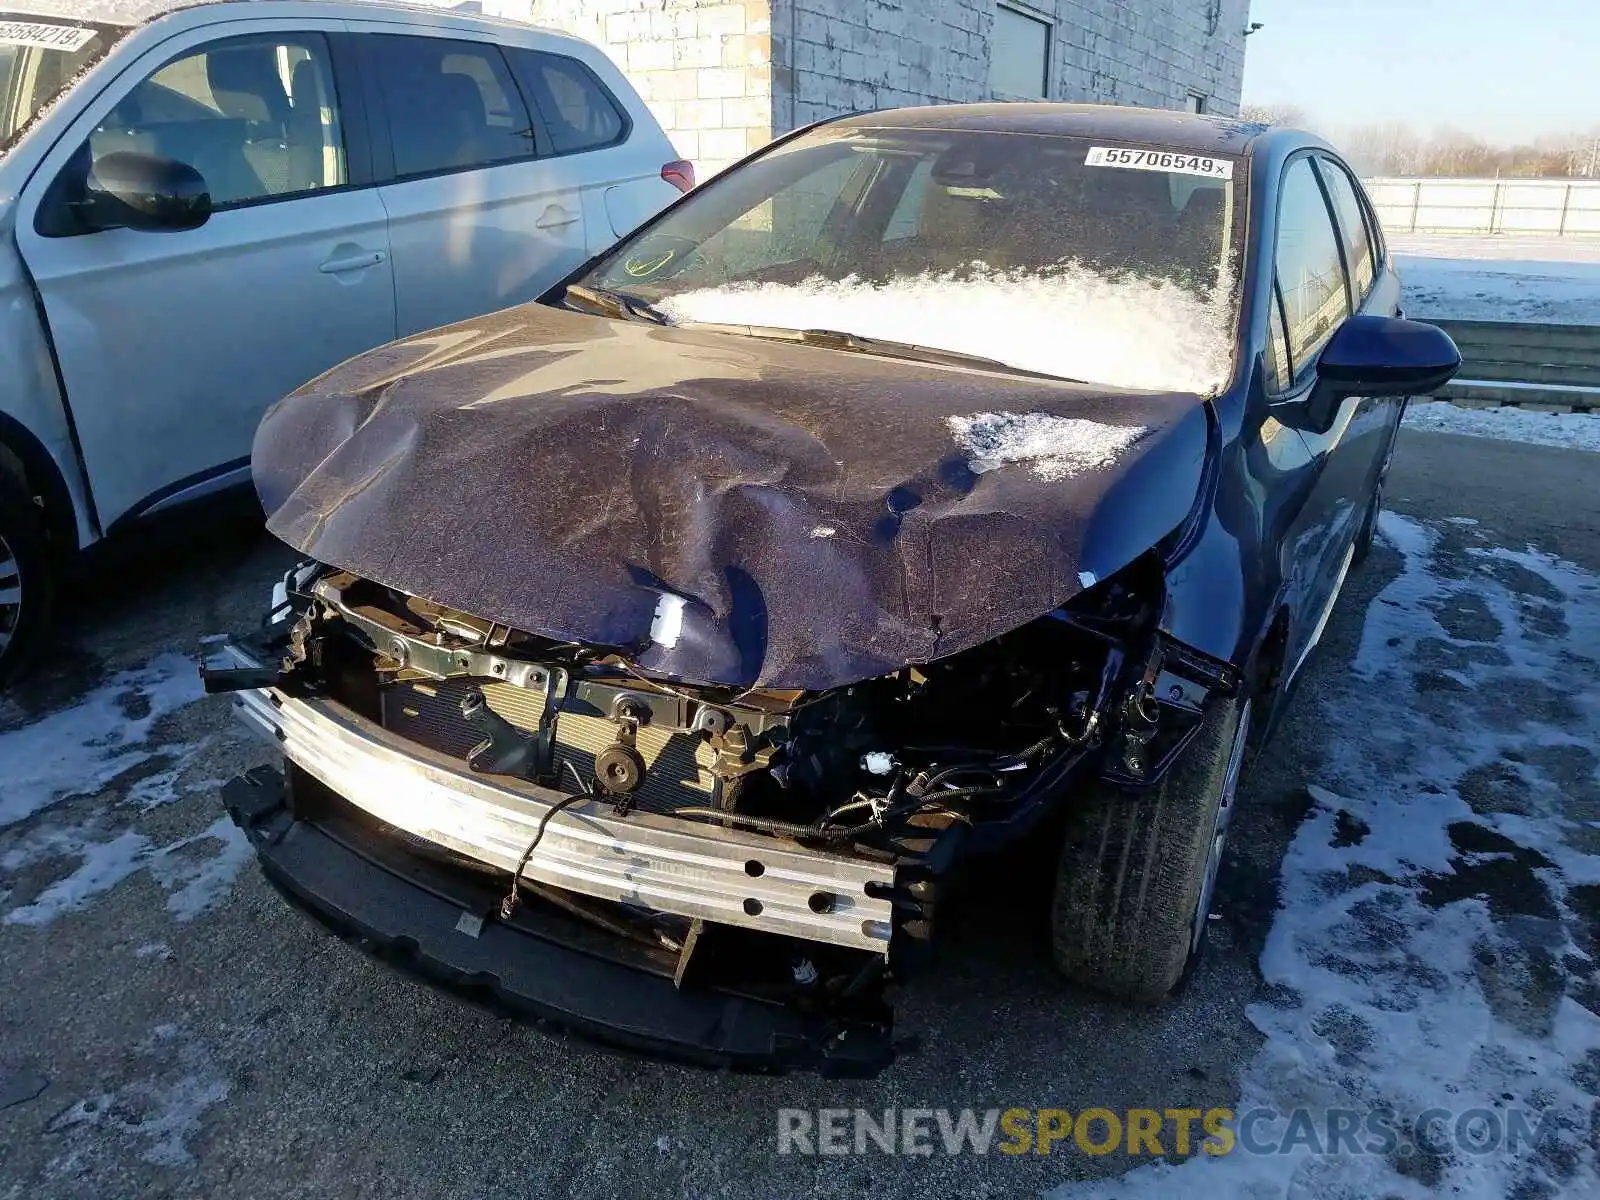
{"left": 0, "top": 21, "right": 96, "bottom": 52}
{"left": 1085, "top": 146, "right": 1234, "bottom": 180}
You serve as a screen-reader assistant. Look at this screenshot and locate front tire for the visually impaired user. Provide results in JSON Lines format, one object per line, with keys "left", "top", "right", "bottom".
{"left": 1050, "top": 696, "right": 1250, "bottom": 1002}
{"left": 0, "top": 467, "right": 54, "bottom": 686}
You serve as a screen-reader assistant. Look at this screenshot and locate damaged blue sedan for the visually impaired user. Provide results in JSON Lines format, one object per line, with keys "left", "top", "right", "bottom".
{"left": 208, "top": 104, "right": 1460, "bottom": 1076}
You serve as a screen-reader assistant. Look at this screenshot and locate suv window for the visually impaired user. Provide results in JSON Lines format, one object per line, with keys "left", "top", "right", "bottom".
{"left": 367, "top": 35, "right": 535, "bottom": 178}
{"left": 88, "top": 34, "right": 345, "bottom": 208}
{"left": 506, "top": 49, "right": 625, "bottom": 155}
{"left": 1317, "top": 159, "right": 1376, "bottom": 303}
{"left": 1273, "top": 157, "right": 1350, "bottom": 383}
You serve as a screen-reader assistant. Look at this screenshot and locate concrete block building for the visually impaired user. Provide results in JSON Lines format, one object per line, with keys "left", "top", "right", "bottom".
{"left": 497, "top": 1, "right": 1250, "bottom": 176}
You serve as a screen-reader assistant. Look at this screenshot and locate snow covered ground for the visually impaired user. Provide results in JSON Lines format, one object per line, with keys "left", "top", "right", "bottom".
{"left": 1392, "top": 234, "right": 1600, "bottom": 325}
{"left": 1059, "top": 511, "right": 1600, "bottom": 1199}
{"left": 1388, "top": 234, "right": 1600, "bottom": 451}
{"left": 0, "top": 654, "right": 249, "bottom": 931}
{"left": 1405, "top": 401, "right": 1600, "bottom": 453}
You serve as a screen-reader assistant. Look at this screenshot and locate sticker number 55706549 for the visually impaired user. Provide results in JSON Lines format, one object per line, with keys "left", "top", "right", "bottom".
{"left": 1085, "top": 146, "right": 1234, "bottom": 180}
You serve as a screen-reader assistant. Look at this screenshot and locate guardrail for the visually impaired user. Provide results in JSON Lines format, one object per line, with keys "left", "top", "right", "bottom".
{"left": 1429, "top": 318, "right": 1600, "bottom": 412}
{"left": 1366, "top": 177, "right": 1600, "bottom": 238}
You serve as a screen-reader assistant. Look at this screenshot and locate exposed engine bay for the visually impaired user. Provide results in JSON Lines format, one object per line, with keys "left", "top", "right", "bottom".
{"left": 207, "top": 560, "right": 1233, "bottom": 1072}
{"left": 261, "top": 563, "right": 1230, "bottom": 847}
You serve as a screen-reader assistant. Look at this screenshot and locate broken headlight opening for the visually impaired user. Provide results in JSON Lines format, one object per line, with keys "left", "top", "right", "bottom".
{"left": 206, "top": 558, "right": 1233, "bottom": 1073}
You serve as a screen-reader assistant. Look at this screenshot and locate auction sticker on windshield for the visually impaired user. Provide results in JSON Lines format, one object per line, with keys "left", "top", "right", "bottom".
{"left": 1085, "top": 147, "right": 1234, "bottom": 180}
{"left": 0, "top": 20, "right": 95, "bottom": 51}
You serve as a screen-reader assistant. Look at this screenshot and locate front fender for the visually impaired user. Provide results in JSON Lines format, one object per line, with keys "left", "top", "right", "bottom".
{"left": 1158, "top": 394, "right": 1302, "bottom": 675}
{"left": 1076, "top": 402, "right": 1213, "bottom": 590}
{"left": 0, "top": 197, "right": 97, "bottom": 546}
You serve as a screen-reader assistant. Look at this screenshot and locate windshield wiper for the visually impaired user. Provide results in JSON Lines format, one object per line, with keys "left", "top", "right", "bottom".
{"left": 561, "top": 283, "right": 668, "bottom": 325}
{"left": 714, "top": 325, "right": 1078, "bottom": 382}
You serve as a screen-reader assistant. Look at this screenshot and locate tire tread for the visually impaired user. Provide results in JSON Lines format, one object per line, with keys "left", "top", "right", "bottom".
{"left": 1050, "top": 699, "right": 1242, "bottom": 1002}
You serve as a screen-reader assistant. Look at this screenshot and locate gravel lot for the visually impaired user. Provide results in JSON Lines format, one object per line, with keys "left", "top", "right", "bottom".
{"left": 2, "top": 429, "right": 1597, "bottom": 1199}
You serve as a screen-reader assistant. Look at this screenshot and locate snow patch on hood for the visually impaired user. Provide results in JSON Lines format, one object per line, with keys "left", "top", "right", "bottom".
{"left": 656, "top": 265, "right": 1235, "bottom": 394}
{"left": 946, "top": 411, "right": 1146, "bottom": 481}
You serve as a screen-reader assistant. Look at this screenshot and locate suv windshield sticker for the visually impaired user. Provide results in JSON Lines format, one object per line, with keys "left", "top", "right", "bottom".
{"left": 1085, "top": 146, "right": 1234, "bottom": 180}
{"left": 0, "top": 20, "right": 95, "bottom": 51}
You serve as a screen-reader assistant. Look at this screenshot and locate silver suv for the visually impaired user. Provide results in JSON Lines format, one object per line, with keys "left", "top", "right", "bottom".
{"left": 0, "top": 1, "right": 690, "bottom": 680}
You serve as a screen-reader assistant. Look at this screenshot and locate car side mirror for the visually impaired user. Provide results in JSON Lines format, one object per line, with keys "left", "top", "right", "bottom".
{"left": 80, "top": 151, "right": 211, "bottom": 233}
{"left": 1293, "top": 315, "right": 1462, "bottom": 435}
{"left": 1319, "top": 314, "right": 1461, "bottom": 397}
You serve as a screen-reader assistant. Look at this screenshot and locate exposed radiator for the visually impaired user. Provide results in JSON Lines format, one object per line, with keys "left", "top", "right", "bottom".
{"left": 379, "top": 676, "right": 716, "bottom": 815}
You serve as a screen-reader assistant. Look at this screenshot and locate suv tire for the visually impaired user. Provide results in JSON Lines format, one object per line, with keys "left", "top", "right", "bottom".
{"left": 0, "top": 466, "right": 53, "bottom": 686}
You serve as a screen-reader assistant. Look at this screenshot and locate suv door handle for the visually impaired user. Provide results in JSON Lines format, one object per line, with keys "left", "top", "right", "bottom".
{"left": 535, "top": 205, "right": 579, "bottom": 231}
{"left": 319, "top": 250, "right": 387, "bottom": 274}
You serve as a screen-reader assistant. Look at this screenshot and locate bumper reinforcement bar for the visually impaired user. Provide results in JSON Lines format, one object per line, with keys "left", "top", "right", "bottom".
{"left": 211, "top": 641, "right": 898, "bottom": 954}
{"left": 223, "top": 767, "right": 896, "bottom": 1076}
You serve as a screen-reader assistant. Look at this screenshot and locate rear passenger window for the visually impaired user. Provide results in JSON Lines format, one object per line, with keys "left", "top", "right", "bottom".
{"left": 507, "top": 49, "right": 625, "bottom": 155}
{"left": 366, "top": 36, "right": 535, "bottom": 178}
{"left": 1317, "top": 159, "right": 1377, "bottom": 303}
{"left": 1273, "top": 158, "right": 1350, "bottom": 382}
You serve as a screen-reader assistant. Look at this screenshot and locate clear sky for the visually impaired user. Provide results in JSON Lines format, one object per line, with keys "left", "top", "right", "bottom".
{"left": 1241, "top": 0, "right": 1600, "bottom": 143}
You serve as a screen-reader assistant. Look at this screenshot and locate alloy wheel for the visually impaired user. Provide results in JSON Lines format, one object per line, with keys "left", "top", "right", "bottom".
{"left": 0, "top": 532, "right": 23, "bottom": 655}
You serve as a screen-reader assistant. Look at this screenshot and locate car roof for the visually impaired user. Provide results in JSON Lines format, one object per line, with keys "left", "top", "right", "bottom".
{"left": 831, "top": 103, "right": 1273, "bottom": 157}
{"left": 0, "top": 0, "right": 548, "bottom": 35}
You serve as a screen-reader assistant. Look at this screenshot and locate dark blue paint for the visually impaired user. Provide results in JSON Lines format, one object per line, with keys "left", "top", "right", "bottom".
{"left": 1156, "top": 127, "right": 1460, "bottom": 707}
{"left": 1319, "top": 314, "right": 1462, "bottom": 394}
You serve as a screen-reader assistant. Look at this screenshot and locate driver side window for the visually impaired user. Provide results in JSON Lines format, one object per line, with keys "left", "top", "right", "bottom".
{"left": 87, "top": 34, "right": 346, "bottom": 211}
{"left": 1271, "top": 157, "right": 1351, "bottom": 389}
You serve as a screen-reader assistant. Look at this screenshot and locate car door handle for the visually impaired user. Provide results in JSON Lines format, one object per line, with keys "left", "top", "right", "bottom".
{"left": 319, "top": 250, "right": 387, "bottom": 274}
{"left": 535, "top": 205, "right": 579, "bottom": 231}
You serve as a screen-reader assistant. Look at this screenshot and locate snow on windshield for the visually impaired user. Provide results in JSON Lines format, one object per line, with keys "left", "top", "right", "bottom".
{"left": 656, "top": 264, "right": 1236, "bottom": 395}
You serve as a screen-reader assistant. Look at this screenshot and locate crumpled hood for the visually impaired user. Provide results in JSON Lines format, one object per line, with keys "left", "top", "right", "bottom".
{"left": 254, "top": 303, "right": 1213, "bottom": 690}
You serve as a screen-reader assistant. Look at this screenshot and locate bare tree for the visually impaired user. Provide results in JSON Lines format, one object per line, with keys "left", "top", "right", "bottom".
{"left": 1239, "top": 102, "right": 1311, "bottom": 129}
{"left": 1343, "top": 123, "right": 1423, "bottom": 175}
{"left": 1240, "top": 107, "right": 1598, "bottom": 178}
{"left": 1315, "top": 119, "right": 1600, "bottom": 178}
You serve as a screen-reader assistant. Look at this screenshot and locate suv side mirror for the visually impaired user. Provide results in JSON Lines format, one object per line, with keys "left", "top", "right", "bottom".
{"left": 81, "top": 151, "right": 211, "bottom": 233}
{"left": 1294, "top": 314, "right": 1462, "bottom": 434}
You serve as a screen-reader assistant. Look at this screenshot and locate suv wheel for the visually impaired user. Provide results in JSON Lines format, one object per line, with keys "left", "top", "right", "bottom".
{"left": 0, "top": 468, "right": 53, "bottom": 686}
{"left": 1050, "top": 696, "right": 1251, "bottom": 1002}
